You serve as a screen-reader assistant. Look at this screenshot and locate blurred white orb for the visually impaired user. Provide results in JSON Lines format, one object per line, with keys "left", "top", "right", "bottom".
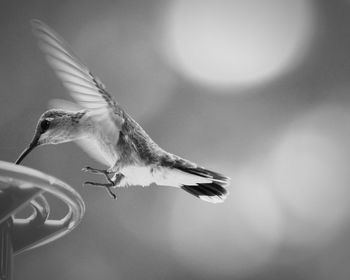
{"left": 163, "top": 0, "right": 315, "bottom": 88}
{"left": 268, "top": 106, "right": 350, "bottom": 246}
{"left": 233, "top": 166, "right": 285, "bottom": 245}
{"left": 169, "top": 162, "right": 283, "bottom": 277}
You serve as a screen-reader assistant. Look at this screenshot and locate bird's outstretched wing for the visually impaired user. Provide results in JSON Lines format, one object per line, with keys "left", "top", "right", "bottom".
{"left": 31, "top": 20, "right": 125, "bottom": 166}
{"left": 31, "top": 19, "right": 125, "bottom": 130}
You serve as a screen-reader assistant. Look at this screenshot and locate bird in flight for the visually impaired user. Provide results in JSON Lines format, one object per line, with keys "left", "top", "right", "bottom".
{"left": 16, "top": 20, "right": 229, "bottom": 203}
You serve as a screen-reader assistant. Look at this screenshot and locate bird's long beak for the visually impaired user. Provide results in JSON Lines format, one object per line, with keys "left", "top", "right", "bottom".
{"left": 15, "top": 134, "right": 40, "bottom": 164}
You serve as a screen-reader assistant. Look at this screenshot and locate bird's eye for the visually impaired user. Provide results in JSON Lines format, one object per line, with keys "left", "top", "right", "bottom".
{"left": 40, "top": 119, "right": 51, "bottom": 132}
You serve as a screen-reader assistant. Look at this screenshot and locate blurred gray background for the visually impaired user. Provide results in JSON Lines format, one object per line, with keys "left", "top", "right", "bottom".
{"left": 2, "top": 0, "right": 350, "bottom": 279}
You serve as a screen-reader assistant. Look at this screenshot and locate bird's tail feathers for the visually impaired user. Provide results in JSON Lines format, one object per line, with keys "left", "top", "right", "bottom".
{"left": 173, "top": 163, "right": 229, "bottom": 203}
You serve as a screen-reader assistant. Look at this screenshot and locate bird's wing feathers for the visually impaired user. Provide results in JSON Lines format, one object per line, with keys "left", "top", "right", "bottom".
{"left": 77, "top": 137, "right": 115, "bottom": 166}
{"left": 31, "top": 19, "right": 124, "bottom": 130}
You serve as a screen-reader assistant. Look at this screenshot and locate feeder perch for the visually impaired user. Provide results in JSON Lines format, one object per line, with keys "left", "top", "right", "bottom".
{"left": 0, "top": 161, "right": 85, "bottom": 280}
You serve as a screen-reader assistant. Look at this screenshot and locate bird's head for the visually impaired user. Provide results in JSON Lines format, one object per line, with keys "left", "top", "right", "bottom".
{"left": 16, "top": 109, "right": 87, "bottom": 164}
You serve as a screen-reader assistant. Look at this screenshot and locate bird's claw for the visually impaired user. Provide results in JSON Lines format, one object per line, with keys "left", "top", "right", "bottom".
{"left": 82, "top": 166, "right": 111, "bottom": 174}
{"left": 82, "top": 167, "right": 123, "bottom": 200}
{"left": 82, "top": 166, "right": 93, "bottom": 172}
{"left": 82, "top": 166, "right": 115, "bottom": 185}
{"left": 84, "top": 181, "right": 117, "bottom": 200}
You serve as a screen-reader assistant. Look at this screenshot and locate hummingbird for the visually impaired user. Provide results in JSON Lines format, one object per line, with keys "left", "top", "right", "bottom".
{"left": 16, "top": 20, "right": 229, "bottom": 203}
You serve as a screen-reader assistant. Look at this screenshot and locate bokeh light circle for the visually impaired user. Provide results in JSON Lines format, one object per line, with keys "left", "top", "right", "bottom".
{"left": 268, "top": 106, "right": 350, "bottom": 246}
{"left": 163, "top": 0, "right": 315, "bottom": 88}
{"left": 169, "top": 161, "right": 283, "bottom": 277}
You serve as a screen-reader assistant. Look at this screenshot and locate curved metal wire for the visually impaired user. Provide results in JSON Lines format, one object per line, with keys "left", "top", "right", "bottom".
{"left": 0, "top": 160, "right": 85, "bottom": 254}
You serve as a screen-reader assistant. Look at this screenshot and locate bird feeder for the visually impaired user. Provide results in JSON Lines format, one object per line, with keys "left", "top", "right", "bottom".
{"left": 0, "top": 161, "right": 85, "bottom": 280}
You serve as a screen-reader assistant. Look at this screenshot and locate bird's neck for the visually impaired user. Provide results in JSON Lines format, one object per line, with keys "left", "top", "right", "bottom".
{"left": 75, "top": 112, "right": 95, "bottom": 137}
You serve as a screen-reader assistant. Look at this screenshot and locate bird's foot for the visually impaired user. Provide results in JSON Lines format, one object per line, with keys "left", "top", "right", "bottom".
{"left": 83, "top": 181, "right": 117, "bottom": 200}
{"left": 82, "top": 168, "right": 124, "bottom": 200}
{"left": 82, "top": 166, "right": 114, "bottom": 185}
{"left": 82, "top": 166, "right": 112, "bottom": 175}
